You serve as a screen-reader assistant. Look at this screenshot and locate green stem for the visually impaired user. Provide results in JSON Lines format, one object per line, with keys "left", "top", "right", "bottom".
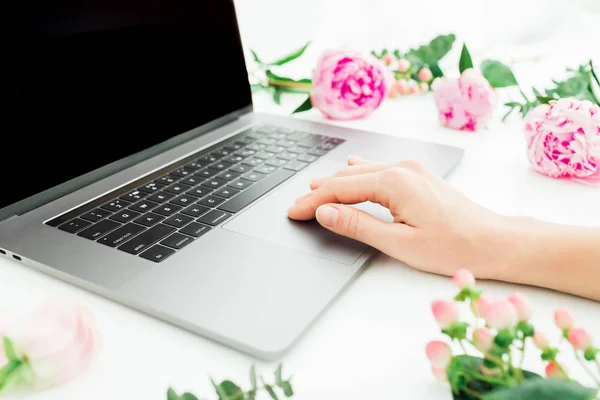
{"left": 0, "top": 359, "right": 26, "bottom": 391}
{"left": 555, "top": 361, "right": 571, "bottom": 380}
{"left": 462, "top": 387, "right": 485, "bottom": 399}
{"left": 268, "top": 79, "right": 313, "bottom": 90}
{"left": 590, "top": 60, "right": 600, "bottom": 87}
{"left": 461, "top": 367, "right": 513, "bottom": 386}
{"left": 574, "top": 349, "right": 600, "bottom": 386}
{"left": 465, "top": 340, "right": 508, "bottom": 373}
{"left": 518, "top": 341, "right": 526, "bottom": 369}
{"left": 460, "top": 340, "right": 479, "bottom": 372}
{"left": 470, "top": 299, "right": 480, "bottom": 328}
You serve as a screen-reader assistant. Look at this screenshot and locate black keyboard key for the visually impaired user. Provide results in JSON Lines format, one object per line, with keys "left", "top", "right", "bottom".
{"left": 146, "top": 191, "right": 175, "bottom": 203}
{"left": 229, "top": 164, "right": 252, "bottom": 173}
{"left": 199, "top": 154, "right": 219, "bottom": 163}
{"left": 58, "top": 218, "right": 91, "bottom": 233}
{"left": 139, "top": 245, "right": 175, "bottom": 262}
{"left": 242, "top": 157, "right": 263, "bottom": 167}
{"left": 185, "top": 160, "right": 205, "bottom": 170}
{"left": 254, "top": 164, "right": 278, "bottom": 175}
{"left": 186, "top": 186, "right": 213, "bottom": 198}
{"left": 197, "top": 210, "right": 231, "bottom": 226}
{"left": 241, "top": 171, "right": 267, "bottom": 182}
{"left": 101, "top": 199, "right": 130, "bottom": 212}
{"left": 217, "top": 171, "right": 241, "bottom": 181}
{"left": 98, "top": 223, "right": 145, "bottom": 247}
{"left": 137, "top": 182, "right": 165, "bottom": 193}
{"left": 317, "top": 142, "right": 337, "bottom": 151}
{"left": 222, "top": 155, "right": 245, "bottom": 164}
{"left": 287, "top": 131, "right": 310, "bottom": 141}
{"left": 129, "top": 200, "right": 159, "bottom": 213}
{"left": 195, "top": 168, "right": 219, "bottom": 179}
{"left": 110, "top": 209, "right": 141, "bottom": 223}
{"left": 253, "top": 151, "right": 275, "bottom": 160}
{"left": 223, "top": 142, "right": 244, "bottom": 151}
{"left": 77, "top": 219, "right": 121, "bottom": 240}
{"left": 212, "top": 148, "right": 231, "bottom": 157}
{"left": 227, "top": 179, "right": 253, "bottom": 190}
{"left": 153, "top": 204, "right": 183, "bottom": 216}
{"left": 213, "top": 187, "right": 240, "bottom": 199}
{"left": 197, "top": 195, "right": 226, "bottom": 207}
{"left": 246, "top": 143, "right": 267, "bottom": 152}
{"left": 297, "top": 134, "right": 326, "bottom": 148}
{"left": 297, "top": 153, "right": 318, "bottom": 163}
{"left": 201, "top": 177, "right": 228, "bottom": 189}
{"left": 179, "top": 175, "right": 203, "bottom": 186}
{"left": 326, "top": 137, "right": 345, "bottom": 145}
{"left": 209, "top": 161, "right": 232, "bottom": 171}
{"left": 265, "top": 158, "right": 287, "bottom": 167}
{"left": 283, "top": 160, "right": 309, "bottom": 172}
{"left": 164, "top": 182, "right": 192, "bottom": 195}
{"left": 308, "top": 147, "right": 329, "bottom": 156}
{"left": 181, "top": 204, "right": 210, "bottom": 217}
{"left": 134, "top": 213, "right": 165, "bottom": 227}
{"left": 155, "top": 175, "right": 178, "bottom": 185}
{"left": 219, "top": 169, "right": 295, "bottom": 213}
{"left": 265, "top": 145, "right": 285, "bottom": 153}
{"left": 163, "top": 213, "right": 194, "bottom": 228}
{"left": 118, "top": 224, "right": 176, "bottom": 254}
{"left": 120, "top": 190, "right": 147, "bottom": 202}
{"left": 276, "top": 152, "right": 296, "bottom": 161}
{"left": 235, "top": 135, "right": 255, "bottom": 145}
{"left": 81, "top": 208, "right": 111, "bottom": 222}
{"left": 161, "top": 233, "right": 195, "bottom": 250}
{"left": 179, "top": 222, "right": 212, "bottom": 237}
{"left": 169, "top": 194, "right": 198, "bottom": 207}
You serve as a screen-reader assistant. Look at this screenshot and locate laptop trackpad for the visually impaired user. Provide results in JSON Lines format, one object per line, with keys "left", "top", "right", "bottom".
{"left": 222, "top": 160, "right": 387, "bottom": 265}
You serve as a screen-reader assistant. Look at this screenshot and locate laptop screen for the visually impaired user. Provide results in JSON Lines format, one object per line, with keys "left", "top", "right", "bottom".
{"left": 2, "top": 0, "right": 251, "bottom": 217}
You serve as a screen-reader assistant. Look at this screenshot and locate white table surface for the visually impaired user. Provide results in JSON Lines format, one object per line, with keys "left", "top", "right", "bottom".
{"left": 2, "top": 5, "right": 600, "bottom": 399}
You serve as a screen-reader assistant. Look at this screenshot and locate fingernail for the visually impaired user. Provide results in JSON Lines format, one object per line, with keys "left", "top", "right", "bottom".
{"left": 317, "top": 205, "right": 339, "bottom": 227}
{"left": 311, "top": 177, "right": 325, "bottom": 187}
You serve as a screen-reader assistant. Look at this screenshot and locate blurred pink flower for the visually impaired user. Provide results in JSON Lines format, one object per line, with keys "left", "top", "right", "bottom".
{"left": 545, "top": 361, "right": 567, "bottom": 379}
{"left": 311, "top": 50, "right": 391, "bottom": 120}
{"left": 396, "top": 79, "right": 409, "bottom": 95}
{"left": 418, "top": 67, "right": 433, "bottom": 82}
{"left": 425, "top": 340, "right": 452, "bottom": 369}
{"left": 452, "top": 269, "right": 475, "bottom": 289}
{"left": 431, "top": 366, "right": 447, "bottom": 381}
{"left": 524, "top": 98, "right": 600, "bottom": 186}
{"left": 7, "top": 301, "right": 102, "bottom": 390}
{"left": 507, "top": 293, "right": 532, "bottom": 321}
{"left": 433, "top": 68, "right": 497, "bottom": 131}
{"left": 473, "top": 295, "right": 492, "bottom": 319}
{"left": 568, "top": 327, "right": 593, "bottom": 350}
{"left": 533, "top": 332, "right": 550, "bottom": 350}
{"left": 554, "top": 307, "right": 575, "bottom": 330}
{"left": 473, "top": 328, "right": 494, "bottom": 353}
{"left": 397, "top": 58, "right": 410, "bottom": 73}
{"left": 485, "top": 300, "right": 518, "bottom": 330}
{"left": 431, "top": 300, "right": 459, "bottom": 329}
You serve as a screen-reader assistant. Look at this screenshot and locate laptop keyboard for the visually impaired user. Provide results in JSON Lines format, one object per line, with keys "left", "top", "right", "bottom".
{"left": 46, "top": 125, "right": 345, "bottom": 262}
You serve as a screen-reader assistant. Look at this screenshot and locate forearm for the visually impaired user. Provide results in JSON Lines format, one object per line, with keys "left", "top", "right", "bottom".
{"left": 500, "top": 217, "right": 600, "bottom": 301}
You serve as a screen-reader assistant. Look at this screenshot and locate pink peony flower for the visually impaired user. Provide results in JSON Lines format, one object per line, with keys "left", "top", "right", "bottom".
{"left": 310, "top": 50, "right": 391, "bottom": 120}
{"left": 568, "top": 328, "right": 593, "bottom": 350}
{"left": 554, "top": 307, "right": 575, "bottom": 330}
{"left": 533, "top": 332, "right": 550, "bottom": 350}
{"left": 545, "top": 361, "right": 567, "bottom": 379}
{"left": 452, "top": 269, "right": 475, "bottom": 289}
{"left": 473, "top": 328, "right": 494, "bottom": 353}
{"left": 431, "top": 366, "right": 447, "bottom": 381}
{"left": 397, "top": 58, "right": 410, "bottom": 73}
{"left": 6, "top": 301, "right": 102, "bottom": 390}
{"left": 485, "top": 300, "right": 518, "bottom": 330}
{"left": 507, "top": 293, "right": 532, "bottom": 321}
{"left": 418, "top": 67, "right": 433, "bottom": 82}
{"left": 433, "top": 68, "right": 497, "bottom": 131}
{"left": 524, "top": 98, "right": 600, "bottom": 186}
{"left": 431, "top": 300, "right": 459, "bottom": 329}
{"left": 425, "top": 340, "right": 452, "bottom": 369}
{"left": 473, "top": 295, "right": 492, "bottom": 319}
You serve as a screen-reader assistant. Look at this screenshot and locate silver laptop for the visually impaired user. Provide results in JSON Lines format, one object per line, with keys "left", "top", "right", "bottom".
{"left": 2, "top": 0, "right": 463, "bottom": 359}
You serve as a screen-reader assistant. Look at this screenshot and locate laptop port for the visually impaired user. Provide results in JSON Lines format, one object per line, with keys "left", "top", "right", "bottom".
{"left": 12, "top": 254, "right": 21, "bottom": 261}
{"left": 0, "top": 249, "right": 5, "bottom": 255}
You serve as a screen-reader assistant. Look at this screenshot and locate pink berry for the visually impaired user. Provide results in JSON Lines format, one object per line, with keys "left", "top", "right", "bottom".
{"left": 554, "top": 308, "right": 575, "bottom": 330}
{"left": 533, "top": 332, "right": 550, "bottom": 350}
{"left": 568, "top": 328, "right": 593, "bottom": 350}
{"left": 545, "top": 361, "right": 567, "bottom": 379}
{"left": 452, "top": 269, "right": 475, "bottom": 289}
{"left": 396, "top": 79, "right": 409, "bottom": 95}
{"left": 507, "top": 293, "right": 532, "bottom": 321}
{"left": 408, "top": 80, "right": 419, "bottom": 95}
{"left": 473, "top": 328, "right": 494, "bottom": 353}
{"left": 425, "top": 340, "right": 452, "bottom": 369}
{"left": 473, "top": 295, "right": 492, "bottom": 319}
{"left": 419, "top": 82, "right": 429, "bottom": 93}
{"left": 383, "top": 54, "right": 393, "bottom": 66}
{"left": 418, "top": 67, "right": 433, "bottom": 82}
{"left": 431, "top": 300, "right": 459, "bottom": 329}
{"left": 397, "top": 58, "right": 410, "bottom": 73}
{"left": 485, "top": 299, "right": 518, "bottom": 330}
{"left": 431, "top": 366, "right": 447, "bottom": 381}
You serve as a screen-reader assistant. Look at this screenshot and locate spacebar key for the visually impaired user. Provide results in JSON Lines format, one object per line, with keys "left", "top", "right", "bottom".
{"left": 218, "top": 168, "right": 295, "bottom": 213}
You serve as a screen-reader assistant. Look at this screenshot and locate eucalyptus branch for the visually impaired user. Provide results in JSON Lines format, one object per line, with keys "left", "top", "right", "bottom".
{"left": 574, "top": 349, "right": 600, "bottom": 386}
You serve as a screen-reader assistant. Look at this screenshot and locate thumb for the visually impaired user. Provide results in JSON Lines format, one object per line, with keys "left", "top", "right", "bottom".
{"left": 315, "top": 204, "right": 412, "bottom": 254}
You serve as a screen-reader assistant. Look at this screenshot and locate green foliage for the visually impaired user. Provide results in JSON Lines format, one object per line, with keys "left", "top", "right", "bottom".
{"left": 481, "top": 60, "right": 518, "bottom": 88}
{"left": 516, "top": 322, "right": 534, "bottom": 338}
{"left": 269, "top": 42, "right": 311, "bottom": 66}
{"left": 454, "top": 287, "right": 482, "bottom": 302}
{"left": 583, "top": 347, "right": 597, "bottom": 361}
{"left": 442, "top": 322, "right": 469, "bottom": 340}
{"left": 483, "top": 379, "right": 597, "bottom": 400}
{"left": 494, "top": 330, "right": 515, "bottom": 349}
{"left": 406, "top": 34, "right": 456, "bottom": 66}
{"left": 458, "top": 44, "right": 473, "bottom": 74}
{"left": 2, "top": 338, "right": 17, "bottom": 361}
{"left": 167, "top": 388, "right": 199, "bottom": 400}
{"left": 541, "top": 348, "right": 558, "bottom": 361}
{"left": 292, "top": 97, "right": 312, "bottom": 114}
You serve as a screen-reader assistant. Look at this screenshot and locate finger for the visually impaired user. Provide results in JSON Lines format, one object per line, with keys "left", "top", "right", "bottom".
{"left": 315, "top": 203, "right": 413, "bottom": 254}
{"left": 347, "top": 155, "right": 369, "bottom": 166}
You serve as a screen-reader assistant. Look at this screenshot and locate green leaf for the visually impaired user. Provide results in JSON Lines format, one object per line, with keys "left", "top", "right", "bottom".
{"left": 250, "top": 364, "right": 257, "bottom": 391}
{"left": 442, "top": 322, "right": 469, "bottom": 340}
{"left": 458, "top": 44, "right": 473, "bottom": 74}
{"left": 211, "top": 378, "right": 243, "bottom": 400}
{"left": 167, "top": 388, "right": 198, "bottom": 400}
{"left": 429, "top": 63, "right": 444, "bottom": 78}
{"left": 2, "top": 338, "right": 17, "bottom": 361}
{"left": 167, "top": 388, "right": 180, "bottom": 400}
{"left": 584, "top": 347, "right": 598, "bottom": 361}
{"left": 269, "top": 42, "right": 311, "bottom": 66}
{"left": 483, "top": 379, "right": 597, "bottom": 400}
{"left": 407, "top": 34, "right": 456, "bottom": 65}
{"left": 274, "top": 364, "right": 283, "bottom": 386}
{"left": 272, "top": 88, "right": 283, "bottom": 105}
{"left": 494, "top": 329, "right": 515, "bottom": 348}
{"left": 180, "top": 393, "right": 199, "bottom": 400}
{"left": 541, "top": 348, "right": 558, "bottom": 361}
{"left": 250, "top": 50, "right": 263, "bottom": 65}
{"left": 590, "top": 60, "right": 600, "bottom": 87}
{"left": 251, "top": 84, "right": 264, "bottom": 93}
{"left": 480, "top": 60, "right": 518, "bottom": 88}
{"left": 516, "top": 321, "right": 534, "bottom": 337}
{"left": 393, "top": 49, "right": 401, "bottom": 59}
{"left": 263, "top": 383, "right": 279, "bottom": 400}
{"left": 292, "top": 97, "right": 312, "bottom": 114}
{"left": 282, "top": 381, "right": 294, "bottom": 397}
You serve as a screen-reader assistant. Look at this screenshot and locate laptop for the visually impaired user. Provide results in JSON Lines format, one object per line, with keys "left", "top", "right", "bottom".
{"left": 2, "top": 0, "right": 464, "bottom": 359}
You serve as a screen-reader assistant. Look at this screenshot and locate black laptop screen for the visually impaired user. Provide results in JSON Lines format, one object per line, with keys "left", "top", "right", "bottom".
{"left": 2, "top": 0, "right": 252, "bottom": 215}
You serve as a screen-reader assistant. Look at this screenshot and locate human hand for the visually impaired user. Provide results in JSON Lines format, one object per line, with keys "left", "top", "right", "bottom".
{"left": 288, "top": 156, "right": 519, "bottom": 280}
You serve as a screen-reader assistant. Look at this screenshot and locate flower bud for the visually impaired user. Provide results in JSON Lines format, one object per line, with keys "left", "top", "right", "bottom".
{"left": 397, "top": 58, "right": 410, "bottom": 72}
{"left": 431, "top": 300, "right": 459, "bottom": 329}
{"left": 395, "top": 79, "right": 409, "bottom": 95}
{"left": 408, "top": 80, "right": 420, "bottom": 95}
{"left": 485, "top": 300, "right": 518, "bottom": 330}
{"left": 507, "top": 293, "right": 532, "bottom": 321}
{"left": 533, "top": 332, "right": 550, "bottom": 350}
{"left": 383, "top": 53, "right": 393, "bottom": 66}
{"left": 473, "top": 295, "right": 492, "bottom": 319}
{"left": 554, "top": 308, "right": 574, "bottom": 330}
{"left": 545, "top": 361, "right": 567, "bottom": 379}
{"left": 473, "top": 328, "right": 494, "bottom": 353}
{"left": 452, "top": 269, "right": 475, "bottom": 289}
{"left": 568, "top": 328, "right": 593, "bottom": 350}
{"left": 418, "top": 67, "right": 433, "bottom": 82}
{"left": 425, "top": 340, "right": 452, "bottom": 369}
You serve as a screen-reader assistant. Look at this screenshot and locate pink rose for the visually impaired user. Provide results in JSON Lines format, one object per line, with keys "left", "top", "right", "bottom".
{"left": 485, "top": 300, "right": 518, "bottom": 330}
{"left": 472, "top": 295, "right": 492, "bottom": 319}
{"left": 425, "top": 340, "right": 452, "bottom": 369}
{"left": 5, "top": 301, "right": 102, "bottom": 390}
{"left": 524, "top": 98, "right": 600, "bottom": 185}
{"left": 545, "top": 361, "right": 567, "bottom": 379}
{"left": 431, "top": 300, "right": 459, "bottom": 329}
{"left": 533, "top": 332, "right": 550, "bottom": 350}
{"left": 433, "top": 68, "right": 497, "bottom": 131}
{"left": 554, "top": 307, "right": 575, "bottom": 330}
{"left": 507, "top": 293, "right": 532, "bottom": 321}
{"left": 311, "top": 50, "right": 391, "bottom": 120}
{"left": 473, "top": 328, "right": 494, "bottom": 353}
{"left": 568, "top": 328, "right": 593, "bottom": 350}
{"left": 452, "top": 269, "right": 475, "bottom": 289}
